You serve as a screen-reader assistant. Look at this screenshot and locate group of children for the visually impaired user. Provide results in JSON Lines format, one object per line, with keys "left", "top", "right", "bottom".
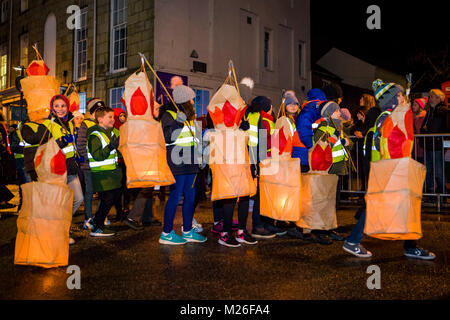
{"left": 14, "top": 76, "right": 435, "bottom": 260}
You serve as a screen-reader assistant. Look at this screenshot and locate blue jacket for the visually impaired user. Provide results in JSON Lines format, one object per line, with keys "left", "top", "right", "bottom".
{"left": 292, "top": 89, "right": 326, "bottom": 167}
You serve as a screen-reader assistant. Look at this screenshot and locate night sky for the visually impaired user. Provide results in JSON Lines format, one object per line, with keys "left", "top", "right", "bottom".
{"left": 311, "top": 0, "right": 449, "bottom": 91}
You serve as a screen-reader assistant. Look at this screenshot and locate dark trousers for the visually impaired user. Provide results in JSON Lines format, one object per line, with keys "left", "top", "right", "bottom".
{"left": 219, "top": 197, "right": 250, "bottom": 233}
{"left": 128, "top": 188, "right": 154, "bottom": 223}
{"left": 93, "top": 188, "right": 121, "bottom": 229}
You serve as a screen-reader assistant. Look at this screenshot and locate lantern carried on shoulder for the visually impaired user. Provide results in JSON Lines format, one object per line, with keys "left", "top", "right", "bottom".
{"left": 68, "top": 88, "right": 81, "bottom": 113}
{"left": 259, "top": 115, "right": 301, "bottom": 222}
{"left": 20, "top": 47, "right": 60, "bottom": 122}
{"left": 207, "top": 66, "right": 256, "bottom": 201}
{"left": 119, "top": 70, "right": 175, "bottom": 188}
{"left": 14, "top": 138, "right": 73, "bottom": 268}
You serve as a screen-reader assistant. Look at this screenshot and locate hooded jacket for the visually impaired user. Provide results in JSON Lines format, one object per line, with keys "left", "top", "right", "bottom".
{"left": 292, "top": 88, "right": 326, "bottom": 169}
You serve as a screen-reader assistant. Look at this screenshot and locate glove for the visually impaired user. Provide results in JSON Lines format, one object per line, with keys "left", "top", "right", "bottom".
{"left": 76, "top": 154, "right": 85, "bottom": 163}
{"left": 62, "top": 134, "right": 74, "bottom": 145}
{"left": 176, "top": 112, "right": 187, "bottom": 124}
{"left": 240, "top": 119, "right": 250, "bottom": 131}
{"left": 109, "top": 135, "right": 120, "bottom": 150}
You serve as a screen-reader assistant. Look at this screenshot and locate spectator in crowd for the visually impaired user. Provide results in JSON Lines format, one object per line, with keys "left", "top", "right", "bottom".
{"left": 411, "top": 97, "right": 428, "bottom": 163}
{"left": 420, "top": 89, "right": 448, "bottom": 194}
{"left": 0, "top": 112, "right": 16, "bottom": 210}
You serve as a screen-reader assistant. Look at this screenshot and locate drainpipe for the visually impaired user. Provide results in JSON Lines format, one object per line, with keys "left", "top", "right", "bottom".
{"left": 92, "top": 0, "right": 96, "bottom": 97}
{"left": 8, "top": 0, "right": 12, "bottom": 88}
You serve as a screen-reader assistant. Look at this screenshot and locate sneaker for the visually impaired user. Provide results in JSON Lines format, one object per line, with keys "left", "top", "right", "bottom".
{"left": 90, "top": 228, "right": 115, "bottom": 237}
{"left": 264, "top": 223, "right": 287, "bottom": 236}
{"left": 314, "top": 233, "right": 333, "bottom": 245}
{"left": 123, "top": 218, "right": 141, "bottom": 230}
{"left": 329, "top": 230, "right": 345, "bottom": 241}
{"left": 182, "top": 229, "right": 207, "bottom": 243}
{"left": 83, "top": 218, "right": 94, "bottom": 230}
{"left": 211, "top": 220, "right": 224, "bottom": 234}
{"left": 404, "top": 247, "right": 436, "bottom": 260}
{"left": 104, "top": 217, "right": 110, "bottom": 226}
{"left": 236, "top": 230, "right": 258, "bottom": 245}
{"left": 218, "top": 232, "right": 241, "bottom": 248}
{"left": 251, "top": 227, "right": 276, "bottom": 239}
{"left": 142, "top": 219, "right": 162, "bottom": 227}
{"left": 343, "top": 241, "right": 372, "bottom": 258}
{"left": 159, "top": 231, "right": 187, "bottom": 245}
{"left": 286, "top": 227, "right": 306, "bottom": 239}
{"left": 232, "top": 219, "right": 239, "bottom": 231}
{"left": 69, "top": 237, "right": 76, "bottom": 245}
{"left": 192, "top": 218, "right": 203, "bottom": 233}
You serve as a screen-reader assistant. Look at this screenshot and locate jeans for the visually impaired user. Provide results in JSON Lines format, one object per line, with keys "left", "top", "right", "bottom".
{"left": 83, "top": 170, "right": 94, "bottom": 220}
{"left": 128, "top": 188, "right": 154, "bottom": 223}
{"left": 347, "top": 200, "right": 417, "bottom": 249}
{"left": 425, "top": 150, "right": 444, "bottom": 193}
{"left": 163, "top": 174, "right": 196, "bottom": 234}
{"left": 67, "top": 174, "right": 84, "bottom": 215}
{"left": 93, "top": 188, "right": 121, "bottom": 229}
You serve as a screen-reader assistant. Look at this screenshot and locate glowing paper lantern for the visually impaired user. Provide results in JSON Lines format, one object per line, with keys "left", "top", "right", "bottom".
{"left": 260, "top": 154, "right": 301, "bottom": 221}
{"left": 119, "top": 71, "right": 175, "bottom": 188}
{"left": 120, "top": 71, "right": 155, "bottom": 120}
{"left": 21, "top": 60, "right": 60, "bottom": 122}
{"left": 380, "top": 104, "right": 414, "bottom": 159}
{"left": 68, "top": 90, "right": 80, "bottom": 112}
{"left": 208, "top": 130, "right": 256, "bottom": 201}
{"left": 296, "top": 172, "right": 338, "bottom": 230}
{"left": 14, "top": 182, "right": 73, "bottom": 268}
{"left": 364, "top": 157, "right": 425, "bottom": 240}
{"left": 207, "top": 84, "right": 247, "bottom": 130}
{"left": 272, "top": 116, "right": 294, "bottom": 156}
{"left": 34, "top": 138, "right": 67, "bottom": 185}
{"left": 309, "top": 140, "right": 333, "bottom": 172}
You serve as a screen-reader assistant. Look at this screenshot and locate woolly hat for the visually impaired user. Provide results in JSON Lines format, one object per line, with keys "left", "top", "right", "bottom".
{"left": 87, "top": 98, "right": 106, "bottom": 114}
{"left": 322, "top": 83, "right": 343, "bottom": 101}
{"left": 372, "top": 79, "right": 405, "bottom": 111}
{"left": 173, "top": 85, "right": 196, "bottom": 104}
{"left": 340, "top": 108, "right": 351, "bottom": 121}
{"left": 319, "top": 101, "right": 340, "bottom": 118}
{"left": 284, "top": 91, "right": 299, "bottom": 106}
{"left": 414, "top": 97, "right": 428, "bottom": 109}
{"left": 307, "top": 88, "right": 326, "bottom": 102}
{"left": 251, "top": 96, "right": 272, "bottom": 113}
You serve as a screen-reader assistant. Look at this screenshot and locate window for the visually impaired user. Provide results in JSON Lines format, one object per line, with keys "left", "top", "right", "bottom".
{"left": 264, "top": 29, "right": 273, "bottom": 70}
{"left": 20, "top": 33, "right": 28, "bottom": 67}
{"left": 109, "top": 87, "right": 126, "bottom": 110}
{"left": 110, "top": 0, "right": 127, "bottom": 72}
{"left": 298, "top": 42, "right": 305, "bottom": 78}
{"left": 193, "top": 89, "right": 210, "bottom": 117}
{"left": 0, "top": 54, "right": 7, "bottom": 89}
{"left": 78, "top": 92, "right": 87, "bottom": 114}
{"left": 21, "top": 0, "right": 28, "bottom": 12}
{"left": 1, "top": 1, "right": 8, "bottom": 23}
{"left": 74, "top": 8, "right": 88, "bottom": 81}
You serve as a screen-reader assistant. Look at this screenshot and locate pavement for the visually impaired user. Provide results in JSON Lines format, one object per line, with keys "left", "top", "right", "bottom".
{"left": 0, "top": 184, "right": 449, "bottom": 300}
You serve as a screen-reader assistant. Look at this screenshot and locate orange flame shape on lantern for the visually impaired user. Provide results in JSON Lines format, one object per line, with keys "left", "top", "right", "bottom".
{"left": 273, "top": 128, "right": 293, "bottom": 155}
{"left": 26, "top": 61, "right": 50, "bottom": 76}
{"left": 129, "top": 87, "right": 149, "bottom": 116}
{"left": 50, "top": 150, "right": 67, "bottom": 175}
{"left": 209, "top": 101, "right": 246, "bottom": 128}
{"left": 34, "top": 150, "right": 44, "bottom": 168}
{"left": 310, "top": 142, "right": 332, "bottom": 171}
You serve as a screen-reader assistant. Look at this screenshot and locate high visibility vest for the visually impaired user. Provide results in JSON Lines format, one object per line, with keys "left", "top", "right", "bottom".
{"left": 316, "top": 122, "right": 346, "bottom": 163}
{"left": 363, "top": 111, "right": 391, "bottom": 162}
{"left": 42, "top": 119, "right": 76, "bottom": 159}
{"left": 87, "top": 130, "right": 119, "bottom": 172}
{"left": 83, "top": 118, "right": 97, "bottom": 130}
{"left": 166, "top": 110, "right": 197, "bottom": 147}
{"left": 14, "top": 122, "right": 25, "bottom": 159}
{"left": 247, "top": 112, "right": 275, "bottom": 148}
{"left": 22, "top": 121, "right": 40, "bottom": 149}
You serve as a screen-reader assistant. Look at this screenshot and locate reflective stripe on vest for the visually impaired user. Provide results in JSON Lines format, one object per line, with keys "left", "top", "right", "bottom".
{"left": 166, "top": 110, "right": 197, "bottom": 147}
{"left": 42, "top": 119, "right": 76, "bottom": 159}
{"left": 317, "top": 123, "right": 346, "bottom": 163}
{"left": 87, "top": 131, "right": 118, "bottom": 172}
{"left": 14, "top": 122, "right": 25, "bottom": 159}
{"left": 247, "top": 112, "right": 261, "bottom": 147}
{"left": 22, "top": 122, "right": 40, "bottom": 149}
{"left": 363, "top": 111, "right": 391, "bottom": 162}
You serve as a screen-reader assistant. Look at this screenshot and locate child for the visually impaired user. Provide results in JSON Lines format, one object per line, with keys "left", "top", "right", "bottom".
{"left": 86, "top": 106, "right": 122, "bottom": 237}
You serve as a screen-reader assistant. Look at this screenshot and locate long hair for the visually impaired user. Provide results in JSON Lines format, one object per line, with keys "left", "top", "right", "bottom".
{"left": 361, "top": 93, "right": 376, "bottom": 110}
{"left": 180, "top": 101, "right": 196, "bottom": 121}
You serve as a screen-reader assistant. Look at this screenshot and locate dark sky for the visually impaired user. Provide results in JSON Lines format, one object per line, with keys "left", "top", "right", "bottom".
{"left": 311, "top": 0, "right": 449, "bottom": 90}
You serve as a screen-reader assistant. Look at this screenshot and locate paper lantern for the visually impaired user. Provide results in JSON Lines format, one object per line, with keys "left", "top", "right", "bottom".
{"left": 309, "top": 140, "right": 333, "bottom": 172}
{"left": 120, "top": 71, "right": 155, "bottom": 120}
{"left": 364, "top": 157, "right": 425, "bottom": 240}
{"left": 260, "top": 155, "right": 301, "bottom": 221}
{"left": 68, "top": 90, "right": 80, "bottom": 112}
{"left": 296, "top": 172, "right": 338, "bottom": 230}
{"left": 272, "top": 116, "right": 294, "bottom": 156}
{"left": 118, "top": 119, "right": 175, "bottom": 189}
{"left": 209, "top": 130, "right": 256, "bottom": 201}
{"left": 14, "top": 182, "right": 73, "bottom": 268}
{"left": 21, "top": 60, "right": 60, "bottom": 122}
{"left": 34, "top": 138, "right": 67, "bottom": 185}
{"left": 380, "top": 104, "right": 414, "bottom": 159}
{"left": 207, "top": 84, "right": 247, "bottom": 130}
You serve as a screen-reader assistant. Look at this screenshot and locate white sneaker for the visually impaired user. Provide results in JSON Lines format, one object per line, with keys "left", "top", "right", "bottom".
{"left": 104, "top": 217, "right": 110, "bottom": 226}
{"left": 83, "top": 218, "right": 94, "bottom": 230}
{"left": 181, "top": 218, "right": 203, "bottom": 233}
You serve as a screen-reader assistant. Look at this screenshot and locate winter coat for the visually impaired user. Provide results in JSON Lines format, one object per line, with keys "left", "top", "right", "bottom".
{"left": 420, "top": 102, "right": 448, "bottom": 151}
{"left": 76, "top": 118, "right": 97, "bottom": 170}
{"left": 21, "top": 121, "right": 50, "bottom": 175}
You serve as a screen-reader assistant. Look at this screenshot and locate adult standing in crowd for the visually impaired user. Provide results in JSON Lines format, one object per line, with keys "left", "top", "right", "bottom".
{"left": 0, "top": 112, "right": 16, "bottom": 210}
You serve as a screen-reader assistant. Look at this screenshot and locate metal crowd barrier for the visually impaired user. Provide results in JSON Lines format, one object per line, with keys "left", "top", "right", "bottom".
{"left": 339, "top": 134, "right": 450, "bottom": 212}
